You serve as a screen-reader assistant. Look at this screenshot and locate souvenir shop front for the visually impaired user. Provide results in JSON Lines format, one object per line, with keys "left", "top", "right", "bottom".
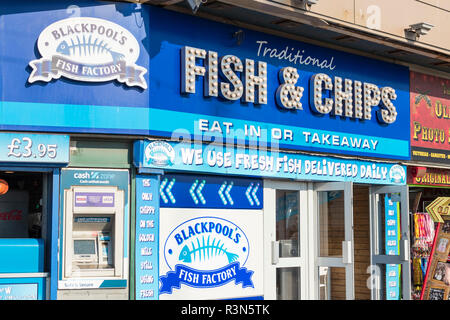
{"left": 409, "top": 71, "right": 450, "bottom": 300}
{"left": 408, "top": 166, "right": 450, "bottom": 300}
{"left": 132, "top": 6, "right": 412, "bottom": 300}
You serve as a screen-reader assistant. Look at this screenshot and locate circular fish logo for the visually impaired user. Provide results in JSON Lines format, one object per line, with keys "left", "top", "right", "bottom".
{"left": 389, "top": 164, "right": 406, "bottom": 184}
{"left": 28, "top": 17, "right": 147, "bottom": 89}
{"left": 144, "top": 141, "right": 175, "bottom": 167}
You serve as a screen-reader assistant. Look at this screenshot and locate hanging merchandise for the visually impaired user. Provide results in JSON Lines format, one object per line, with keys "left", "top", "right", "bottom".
{"left": 413, "top": 258, "right": 423, "bottom": 286}
{"left": 420, "top": 197, "right": 450, "bottom": 300}
{"left": 411, "top": 212, "right": 436, "bottom": 299}
{"left": 421, "top": 218, "right": 450, "bottom": 300}
{"left": 414, "top": 213, "right": 435, "bottom": 248}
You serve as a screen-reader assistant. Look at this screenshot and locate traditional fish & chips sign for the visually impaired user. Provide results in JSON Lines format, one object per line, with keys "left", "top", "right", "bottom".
{"left": 160, "top": 216, "right": 254, "bottom": 294}
{"left": 28, "top": 17, "right": 147, "bottom": 89}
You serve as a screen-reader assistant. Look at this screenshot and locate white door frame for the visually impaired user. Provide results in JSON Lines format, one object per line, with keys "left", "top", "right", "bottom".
{"left": 313, "top": 181, "right": 355, "bottom": 300}
{"left": 263, "top": 180, "right": 309, "bottom": 300}
{"left": 369, "top": 185, "right": 411, "bottom": 300}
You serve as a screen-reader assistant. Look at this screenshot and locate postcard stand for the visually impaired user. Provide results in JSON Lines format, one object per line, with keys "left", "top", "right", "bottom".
{"left": 420, "top": 217, "right": 450, "bottom": 300}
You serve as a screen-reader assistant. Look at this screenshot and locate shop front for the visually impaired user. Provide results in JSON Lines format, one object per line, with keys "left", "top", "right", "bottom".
{"left": 133, "top": 140, "right": 410, "bottom": 300}
{"left": 407, "top": 166, "right": 450, "bottom": 299}
{"left": 1, "top": 1, "right": 414, "bottom": 300}
{"left": 126, "top": 6, "right": 412, "bottom": 300}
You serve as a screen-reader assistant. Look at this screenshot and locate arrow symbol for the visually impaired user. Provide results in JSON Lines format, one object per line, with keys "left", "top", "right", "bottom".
{"left": 225, "top": 181, "right": 234, "bottom": 205}
{"left": 219, "top": 181, "right": 234, "bottom": 205}
{"left": 166, "top": 178, "right": 176, "bottom": 204}
{"left": 160, "top": 178, "right": 168, "bottom": 204}
{"left": 246, "top": 183, "right": 254, "bottom": 206}
{"left": 426, "top": 196, "right": 450, "bottom": 223}
{"left": 190, "top": 180, "right": 199, "bottom": 204}
{"left": 196, "top": 180, "right": 206, "bottom": 205}
{"left": 160, "top": 178, "right": 176, "bottom": 204}
{"left": 218, "top": 181, "right": 227, "bottom": 205}
{"left": 190, "top": 180, "right": 206, "bottom": 205}
{"left": 245, "top": 182, "right": 260, "bottom": 206}
{"left": 252, "top": 183, "right": 260, "bottom": 206}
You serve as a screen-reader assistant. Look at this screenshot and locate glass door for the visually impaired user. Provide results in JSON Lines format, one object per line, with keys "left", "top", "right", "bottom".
{"left": 263, "top": 180, "right": 308, "bottom": 300}
{"left": 314, "top": 182, "right": 354, "bottom": 300}
{"left": 369, "top": 185, "right": 411, "bottom": 300}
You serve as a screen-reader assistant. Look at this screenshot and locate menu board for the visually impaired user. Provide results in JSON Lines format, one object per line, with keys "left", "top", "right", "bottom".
{"left": 135, "top": 175, "right": 160, "bottom": 300}
{"left": 385, "top": 194, "right": 401, "bottom": 300}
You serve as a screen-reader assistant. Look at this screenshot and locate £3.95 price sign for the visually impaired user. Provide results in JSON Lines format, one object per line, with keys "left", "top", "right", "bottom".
{"left": 1, "top": 133, "right": 69, "bottom": 164}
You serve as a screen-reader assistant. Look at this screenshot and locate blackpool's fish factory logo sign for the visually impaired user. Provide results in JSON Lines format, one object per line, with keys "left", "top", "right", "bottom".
{"left": 28, "top": 17, "right": 147, "bottom": 89}
{"left": 160, "top": 216, "right": 254, "bottom": 294}
{"left": 389, "top": 164, "right": 406, "bottom": 184}
{"left": 144, "top": 141, "right": 175, "bottom": 167}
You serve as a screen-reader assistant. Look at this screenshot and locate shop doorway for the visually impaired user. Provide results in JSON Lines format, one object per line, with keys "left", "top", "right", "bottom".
{"left": 0, "top": 169, "right": 53, "bottom": 300}
{"left": 263, "top": 181, "right": 410, "bottom": 300}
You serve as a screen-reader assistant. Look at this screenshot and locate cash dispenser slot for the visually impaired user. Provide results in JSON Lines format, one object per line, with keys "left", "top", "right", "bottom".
{"left": 63, "top": 186, "right": 124, "bottom": 279}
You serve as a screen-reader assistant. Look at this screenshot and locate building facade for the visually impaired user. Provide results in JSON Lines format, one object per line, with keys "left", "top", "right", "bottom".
{"left": 0, "top": 0, "right": 449, "bottom": 300}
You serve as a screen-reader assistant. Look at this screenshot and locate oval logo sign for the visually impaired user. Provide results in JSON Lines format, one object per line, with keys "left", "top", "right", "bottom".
{"left": 389, "top": 164, "right": 406, "bottom": 184}
{"left": 28, "top": 17, "right": 147, "bottom": 89}
{"left": 160, "top": 216, "right": 254, "bottom": 294}
{"left": 144, "top": 141, "right": 175, "bottom": 167}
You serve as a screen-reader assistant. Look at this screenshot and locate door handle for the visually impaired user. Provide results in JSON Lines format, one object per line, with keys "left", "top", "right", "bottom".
{"left": 400, "top": 239, "right": 409, "bottom": 262}
{"left": 271, "top": 241, "right": 280, "bottom": 265}
{"left": 342, "top": 241, "right": 352, "bottom": 264}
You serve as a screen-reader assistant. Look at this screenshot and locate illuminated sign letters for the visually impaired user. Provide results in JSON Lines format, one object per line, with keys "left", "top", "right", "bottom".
{"left": 181, "top": 46, "right": 398, "bottom": 125}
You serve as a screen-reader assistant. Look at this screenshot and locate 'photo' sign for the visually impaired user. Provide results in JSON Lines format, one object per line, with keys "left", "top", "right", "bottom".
{"left": 411, "top": 71, "right": 450, "bottom": 163}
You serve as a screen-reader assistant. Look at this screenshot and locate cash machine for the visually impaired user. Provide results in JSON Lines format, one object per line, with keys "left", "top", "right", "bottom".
{"left": 63, "top": 186, "right": 124, "bottom": 280}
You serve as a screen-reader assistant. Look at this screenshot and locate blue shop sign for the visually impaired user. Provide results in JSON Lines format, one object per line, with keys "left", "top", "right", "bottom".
{"left": 1, "top": 1, "right": 409, "bottom": 159}
{"left": 0, "top": 0, "right": 150, "bottom": 135}
{"left": 134, "top": 140, "right": 407, "bottom": 186}
{"left": 147, "top": 7, "right": 410, "bottom": 160}
{"left": 0, "top": 132, "right": 69, "bottom": 164}
{"left": 135, "top": 174, "right": 159, "bottom": 300}
{"left": 159, "top": 173, "right": 263, "bottom": 210}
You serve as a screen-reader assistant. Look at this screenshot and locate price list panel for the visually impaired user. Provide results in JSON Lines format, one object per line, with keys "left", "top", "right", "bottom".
{"left": 385, "top": 194, "right": 400, "bottom": 300}
{"left": 135, "top": 175, "right": 159, "bottom": 300}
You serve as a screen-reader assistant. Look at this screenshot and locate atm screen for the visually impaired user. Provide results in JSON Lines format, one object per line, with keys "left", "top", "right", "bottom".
{"left": 74, "top": 239, "right": 96, "bottom": 255}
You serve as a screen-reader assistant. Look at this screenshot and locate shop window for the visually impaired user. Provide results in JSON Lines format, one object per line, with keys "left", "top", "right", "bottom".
{"left": 0, "top": 172, "right": 43, "bottom": 238}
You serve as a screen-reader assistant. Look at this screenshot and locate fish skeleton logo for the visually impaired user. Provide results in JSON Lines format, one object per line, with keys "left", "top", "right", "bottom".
{"left": 160, "top": 216, "right": 254, "bottom": 294}
{"left": 28, "top": 17, "right": 147, "bottom": 89}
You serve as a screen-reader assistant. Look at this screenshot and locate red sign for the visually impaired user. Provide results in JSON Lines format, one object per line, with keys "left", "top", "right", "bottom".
{"left": 0, "top": 209, "right": 23, "bottom": 221}
{"left": 411, "top": 71, "right": 450, "bottom": 163}
{"left": 408, "top": 166, "right": 450, "bottom": 187}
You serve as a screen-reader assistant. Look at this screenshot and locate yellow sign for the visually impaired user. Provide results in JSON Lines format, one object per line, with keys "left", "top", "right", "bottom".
{"left": 426, "top": 197, "right": 450, "bottom": 223}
